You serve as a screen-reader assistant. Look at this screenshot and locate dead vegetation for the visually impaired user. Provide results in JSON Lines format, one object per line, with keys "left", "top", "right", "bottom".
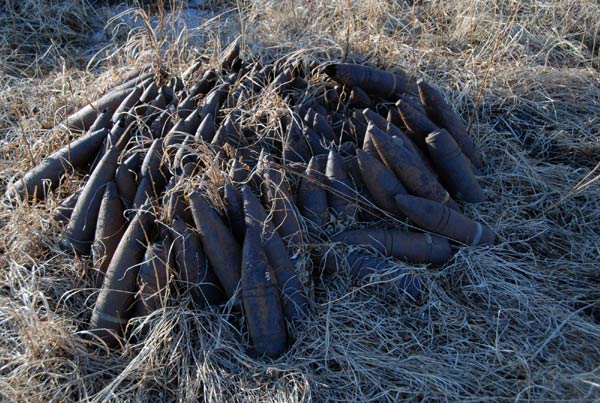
{"left": 1, "top": 0, "right": 599, "bottom": 402}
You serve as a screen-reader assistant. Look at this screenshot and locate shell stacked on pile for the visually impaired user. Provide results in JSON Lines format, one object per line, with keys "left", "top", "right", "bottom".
{"left": 6, "top": 42, "right": 494, "bottom": 358}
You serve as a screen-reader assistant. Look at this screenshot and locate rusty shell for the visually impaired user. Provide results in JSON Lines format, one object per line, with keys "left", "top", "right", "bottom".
{"left": 262, "top": 169, "right": 303, "bottom": 253}
{"left": 296, "top": 157, "right": 329, "bottom": 228}
{"left": 88, "top": 109, "right": 114, "bottom": 134}
{"left": 282, "top": 115, "right": 311, "bottom": 163}
{"left": 323, "top": 63, "right": 417, "bottom": 100}
{"left": 66, "top": 145, "right": 119, "bottom": 255}
{"left": 7, "top": 128, "right": 109, "bottom": 201}
{"left": 361, "top": 126, "right": 379, "bottom": 158}
{"left": 111, "top": 84, "right": 144, "bottom": 124}
{"left": 396, "top": 98, "right": 439, "bottom": 151}
{"left": 323, "top": 250, "right": 424, "bottom": 301}
{"left": 309, "top": 109, "right": 336, "bottom": 144}
{"left": 331, "top": 229, "right": 451, "bottom": 265}
{"left": 386, "top": 105, "right": 403, "bottom": 129}
{"left": 426, "top": 129, "right": 485, "bottom": 203}
{"left": 349, "top": 86, "right": 372, "bottom": 108}
{"left": 325, "top": 149, "right": 356, "bottom": 220}
{"left": 242, "top": 186, "right": 309, "bottom": 322}
{"left": 171, "top": 217, "right": 225, "bottom": 306}
{"left": 368, "top": 124, "right": 458, "bottom": 210}
{"left": 223, "top": 182, "right": 246, "bottom": 243}
{"left": 362, "top": 108, "right": 433, "bottom": 173}
{"left": 241, "top": 224, "right": 288, "bottom": 358}
{"left": 92, "top": 182, "right": 127, "bottom": 281}
{"left": 115, "top": 152, "right": 140, "bottom": 208}
{"left": 134, "top": 236, "right": 172, "bottom": 317}
{"left": 53, "top": 192, "right": 82, "bottom": 229}
{"left": 60, "top": 87, "right": 134, "bottom": 132}
{"left": 188, "top": 189, "right": 242, "bottom": 300}
{"left": 163, "top": 177, "right": 193, "bottom": 224}
{"left": 417, "top": 80, "right": 484, "bottom": 169}
{"left": 195, "top": 112, "right": 217, "bottom": 142}
{"left": 89, "top": 204, "right": 154, "bottom": 345}
{"left": 355, "top": 148, "right": 406, "bottom": 217}
{"left": 395, "top": 194, "right": 495, "bottom": 246}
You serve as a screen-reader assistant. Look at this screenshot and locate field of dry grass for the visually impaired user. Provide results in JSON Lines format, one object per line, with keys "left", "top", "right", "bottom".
{"left": 1, "top": 0, "right": 599, "bottom": 401}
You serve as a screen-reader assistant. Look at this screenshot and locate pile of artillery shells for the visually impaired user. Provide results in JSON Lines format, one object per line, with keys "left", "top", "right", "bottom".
{"left": 6, "top": 44, "right": 495, "bottom": 358}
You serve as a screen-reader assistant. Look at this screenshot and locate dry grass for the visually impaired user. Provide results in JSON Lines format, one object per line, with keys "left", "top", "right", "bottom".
{"left": 1, "top": 0, "right": 600, "bottom": 402}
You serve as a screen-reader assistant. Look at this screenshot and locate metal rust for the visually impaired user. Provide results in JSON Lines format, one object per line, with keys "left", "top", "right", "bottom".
{"left": 395, "top": 194, "right": 495, "bottom": 246}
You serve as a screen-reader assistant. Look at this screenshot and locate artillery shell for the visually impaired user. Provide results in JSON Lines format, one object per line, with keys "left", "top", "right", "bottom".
{"left": 361, "top": 127, "right": 379, "bottom": 158}
{"left": 394, "top": 194, "right": 495, "bottom": 246}
{"left": 296, "top": 157, "right": 329, "bottom": 228}
{"left": 368, "top": 124, "right": 458, "bottom": 210}
{"left": 362, "top": 108, "right": 432, "bottom": 172}
{"left": 223, "top": 182, "right": 246, "bottom": 242}
{"left": 199, "top": 83, "right": 230, "bottom": 118}
{"left": 229, "top": 158, "right": 248, "bottom": 184}
{"left": 171, "top": 136, "right": 196, "bottom": 174}
{"left": 241, "top": 224, "right": 287, "bottom": 358}
{"left": 187, "top": 68, "right": 218, "bottom": 97}
{"left": 396, "top": 98, "right": 439, "bottom": 151}
{"left": 88, "top": 109, "right": 114, "bottom": 134}
{"left": 149, "top": 108, "right": 174, "bottom": 139}
{"left": 307, "top": 109, "right": 336, "bottom": 144}
{"left": 220, "top": 37, "right": 241, "bottom": 71}
{"left": 355, "top": 148, "right": 406, "bottom": 217}
{"left": 417, "top": 80, "right": 484, "bottom": 169}
{"left": 304, "top": 126, "right": 328, "bottom": 156}
{"left": 211, "top": 110, "right": 244, "bottom": 149}
{"left": 242, "top": 186, "right": 309, "bottom": 323}
{"left": 112, "top": 84, "right": 144, "bottom": 124}
{"left": 134, "top": 235, "right": 172, "bottom": 317}
{"left": 133, "top": 138, "right": 169, "bottom": 207}
{"left": 163, "top": 177, "right": 193, "bottom": 224}
{"left": 171, "top": 217, "right": 225, "bottom": 306}
{"left": 325, "top": 149, "right": 356, "bottom": 220}
{"left": 6, "top": 128, "right": 109, "bottom": 201}
{"left": 323, "top": 250, "right": 424, "bottom": 301}
{"left": 188, "top": 190, "right": 242, "bottom": 300}
{"left": 115, "top": 152, "right": 140, "bottom": 207}
{"left": 60, "top": 87, "right": 134, "bottom": 132}
{"left": 262, "top": 169, "right": 303, "bottom": 252}
{"left": 323, "top": 63, "right": 417, "bottom": 100}
{"left": 270, "top": 68, "right": 293, "bottom": 95}
{"left": 426, "top": 129, "right": 485, "bottom": 203}
{"left": 65, "top": 145, "right": 119, "bottom": 255}
{"left": 282, "top": 115, "right": 311, "bottom": 163}
{"left": 92, "top": 181, "right": 126, "bottom": 280}
{"left": 195, "top": 113, "right": 217, "bottom": 142}
{"left": 331, "top": 229, "right": 451, "bottom": 265}
{"left": 53, "top": 189, "right": 82, "bottom": 224}
{"left": 89, "top": 204, "right": 154, "bottom": 345}
{"left": 349, "top": 86, "right": 372, "bottom": 108}
{"left": 142, "top": 92, "right": 167, "bottom": 124}
{"left": 177, "top": 94, "right": 196, "bottom": 120}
